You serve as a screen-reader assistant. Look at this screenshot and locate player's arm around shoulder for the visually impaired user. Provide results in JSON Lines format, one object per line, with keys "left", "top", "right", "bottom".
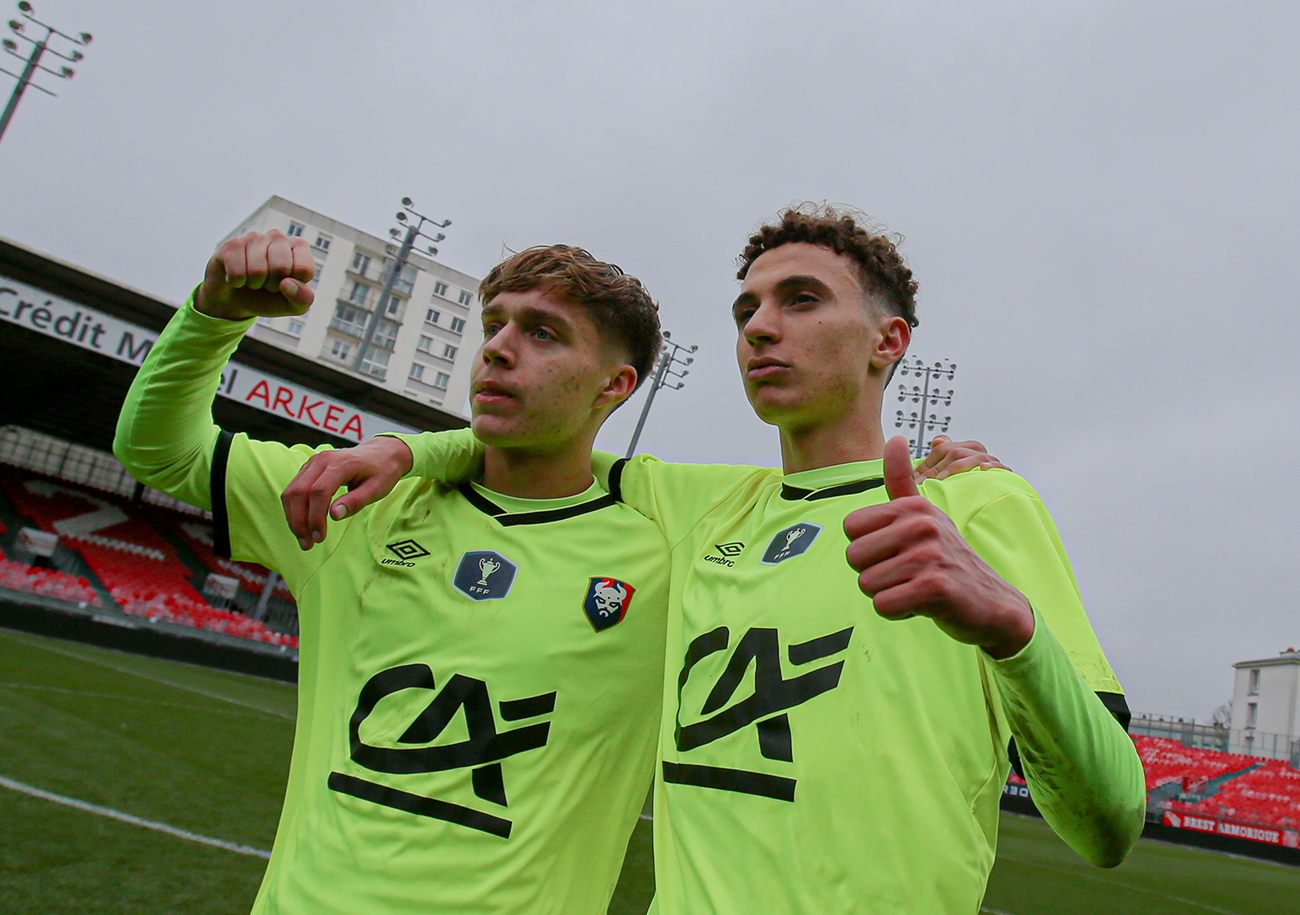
{"left": 594, "top": 451, "right": 780, "bottom": 544}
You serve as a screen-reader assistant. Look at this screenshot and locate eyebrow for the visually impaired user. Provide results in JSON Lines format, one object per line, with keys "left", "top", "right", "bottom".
{"left": 732, "top": 275, "right": 834, "bottom": 320}
{"left": 482, "top": 303, "right": 574, "bottom": 331}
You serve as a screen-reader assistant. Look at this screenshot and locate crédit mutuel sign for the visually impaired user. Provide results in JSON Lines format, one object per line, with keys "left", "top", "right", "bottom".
{"left": 0, "top": 276, "right": 415, "bottom": 441}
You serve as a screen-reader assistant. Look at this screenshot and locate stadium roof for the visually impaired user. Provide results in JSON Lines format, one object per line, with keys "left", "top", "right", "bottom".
{"left": 0, "top": 235, "right": 468, "bottom": 454}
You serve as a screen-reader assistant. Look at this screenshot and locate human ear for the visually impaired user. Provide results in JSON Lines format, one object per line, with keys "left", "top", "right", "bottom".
{"left": 594, "top": 364, "right": 638, "bottom": 410}
{"left": 872, "top": 315, "right": 910, "bottom": 371}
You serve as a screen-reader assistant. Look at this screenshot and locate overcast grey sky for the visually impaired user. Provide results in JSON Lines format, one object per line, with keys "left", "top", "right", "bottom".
{"left": 3, "top": 0, "right": 1297, "bottom": 720}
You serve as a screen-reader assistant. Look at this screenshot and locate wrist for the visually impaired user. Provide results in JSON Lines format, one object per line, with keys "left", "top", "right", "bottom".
{"left": 982, "top": 594, "right": 1035, "bottom": 660}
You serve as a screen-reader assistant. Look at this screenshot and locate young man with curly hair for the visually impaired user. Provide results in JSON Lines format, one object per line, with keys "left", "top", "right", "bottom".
{"left": 115, "top": 234, "right": 674, "bottom": 914}
{"left": 282, "top": 206, "right": 1146, "bottom": 913}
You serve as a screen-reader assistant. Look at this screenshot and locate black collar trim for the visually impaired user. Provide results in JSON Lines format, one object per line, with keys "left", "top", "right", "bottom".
{"left": 780, "top": 477, "right": 886, "bottom": 502}
{"left": 457, "top": 482, "right": 620, "bottom": 527}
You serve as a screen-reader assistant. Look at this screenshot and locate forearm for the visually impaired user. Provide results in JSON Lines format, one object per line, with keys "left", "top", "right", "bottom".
{"left": 989, "top": 611, "right": 1146, "bottom": 868}
{"left": 389, "top": 428, "right": 484, "bottom": 483}
{"left": 113, "top": 294, "right": 253, "bottom": 510}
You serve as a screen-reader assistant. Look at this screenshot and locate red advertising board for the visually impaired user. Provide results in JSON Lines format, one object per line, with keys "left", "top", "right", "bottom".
{"left": 1162, "top": 811, "right": 1300, "bottom": 849}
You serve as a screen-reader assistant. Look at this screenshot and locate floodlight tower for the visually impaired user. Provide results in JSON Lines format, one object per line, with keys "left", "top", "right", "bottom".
{"left": 893, "top": 356, "right": 957, "bottom": 459}
{"left": 0, "top": 2, "right": 91, "bottom": 146}
{"left": 625, "top": 332, "right": 697, "bottom": 457}
{"left": 352, "top": 196, "right": 450, "bottom": 376}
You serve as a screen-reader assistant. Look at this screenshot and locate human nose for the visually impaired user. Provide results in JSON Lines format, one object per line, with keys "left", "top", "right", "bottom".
{"left": 742, "top": 300, "right": 781, "bottom": 347}
{"left": 481, "top": 325, "right": 517, "bottom": 367}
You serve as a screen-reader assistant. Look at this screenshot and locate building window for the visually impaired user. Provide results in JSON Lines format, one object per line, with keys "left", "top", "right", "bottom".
{"left": 352, "top": 252, "right": 372, "bottom": 276}
{"left": 330, "top": 339, "right": 350, "bottom": 361}
{"left": 418, "top": 335, "right": 433, "bottom": 352}
{"left": 409, "top": 364, "right": 424, "bottom": 382}
{"left": 450, "top": 317, "right": 466, "bottom": 333}
{"left": 288, "top": 319, "right": 304, "bottom": 337}
{"left": 374, "top": 318, "right": 399, "bottom": 351}
{"left": 435, "top": 371, "right": 450, "bottom": 389}
{"left": 287, "top": 222, "right": 304, "bottom": 237}
{"left": 387, "top": 297, "right": 400, "bottom": 314}
{"left": 361, "top": 348, "right": 389, "bottom": 379}
{"left": 313, "top": 233, "right": 331, "bottom": 251}
{"left": 1248, "top": 669, "right": 1260, "bottom": 695}
{"left": 312, "top": 262, "right": 324, "bottom": 283}
{"left": 458, "top": 290, "right": 473, "bottom": 306}
{"left": 1246, "top": 702, "right": 1258, "bottom": 728}
{"left": 331, "top": 304, "right": 367, "bottom": 338}
{"left": 443, "top": 344, "right": 457, "bottom": 360}
{"left": 426, "top": 308, "right": 440, "bottom": 325}
{"left": 348, "top": 280, "right": 372, "bottom": 306}
{"left": 433, "top": 281, "right": 448, "bottom": 298}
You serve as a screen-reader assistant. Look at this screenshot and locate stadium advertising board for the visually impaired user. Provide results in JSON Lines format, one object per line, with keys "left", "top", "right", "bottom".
{"left": 0, "top": 276, "right": 415, "bottom": 441}
{"left": 1162, "top": 811, "right": 1300, "bottom": 849}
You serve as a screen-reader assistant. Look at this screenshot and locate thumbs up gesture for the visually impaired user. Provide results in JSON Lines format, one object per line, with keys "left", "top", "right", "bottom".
{"left": 843, "top": 436, "right": 1035, "bottom": 659}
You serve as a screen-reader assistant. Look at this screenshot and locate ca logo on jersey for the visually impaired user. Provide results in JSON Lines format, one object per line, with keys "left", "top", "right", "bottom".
{"left": 664, "top": 624, "right": 853, "bottom": 801}
{"left": 453, "top": 550, "right": 517, "bottom": 600}
{"left": 330, "top": 664, "right": 557, "bottom": 838}
{"left": 760, "top": 523, "right": 821, "bottom": 564}
{"left": 582, "top": 577, "right": 635, "bottom": 631}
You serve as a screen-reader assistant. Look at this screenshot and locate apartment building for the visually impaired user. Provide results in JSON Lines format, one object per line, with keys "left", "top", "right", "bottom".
{"left": 227, "top": 196, "right": 480, "bottom": 417}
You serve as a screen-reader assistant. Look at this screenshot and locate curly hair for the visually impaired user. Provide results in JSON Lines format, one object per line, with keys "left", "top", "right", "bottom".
{"left": 479, "top": 245, "right": 662, "bottom": 392}
{"left": 736, "top": 204, "right": 919, "bottom": 329}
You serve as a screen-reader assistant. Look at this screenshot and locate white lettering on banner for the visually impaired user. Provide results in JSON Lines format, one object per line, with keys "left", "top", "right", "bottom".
{"left": 1162, "top": 811, "right": 1290, "bottom": 847}
{"left": 0, "top": 275, "right": 416, "bottom": 441}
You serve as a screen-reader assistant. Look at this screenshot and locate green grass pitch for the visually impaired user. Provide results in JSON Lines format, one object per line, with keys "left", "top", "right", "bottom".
{"left": 2, "top": 625, "right": 1295, "bottom": 914}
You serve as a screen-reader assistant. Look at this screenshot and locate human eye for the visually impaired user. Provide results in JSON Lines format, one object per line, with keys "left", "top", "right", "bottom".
{"left": 483, "top": 321, "right": 501, "bottom": 336}
{"left": 533, "top": 327, "right": 554, "bottom": 341}
{"left": 733, "top": 305, "right": 756, "bottom": 326}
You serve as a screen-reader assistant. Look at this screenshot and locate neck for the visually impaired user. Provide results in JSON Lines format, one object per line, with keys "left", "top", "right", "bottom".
{"left": 777, "top": 389, "right": 887, "bottom": 474}
{"left": 481, "top": 442, "right": 595, "bottom": 499}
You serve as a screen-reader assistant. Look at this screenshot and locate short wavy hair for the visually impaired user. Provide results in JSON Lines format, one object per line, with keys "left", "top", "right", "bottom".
{"left": 736, "top": 204, "right": 919, "bottom": 329}
{"left": 479, "top": 245, "right": 662, "bottom": 392}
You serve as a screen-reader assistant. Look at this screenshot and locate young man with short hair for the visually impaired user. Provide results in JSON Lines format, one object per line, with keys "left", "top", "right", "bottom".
{"left": 115, "top": 232, "right": 671, "bottom": 914}
{"left": 303, "top": 206, "right": 1145, "bottom": 913}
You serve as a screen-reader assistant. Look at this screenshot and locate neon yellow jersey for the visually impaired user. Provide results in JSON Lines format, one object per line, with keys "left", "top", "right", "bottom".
{"left": 611, "top": 455, "right": 1140, "bottom": 914}
{"left": 116, "top": 302, "right": 669, "bottom": 915}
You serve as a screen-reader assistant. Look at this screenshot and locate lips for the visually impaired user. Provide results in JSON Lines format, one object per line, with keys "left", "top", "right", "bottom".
{"left": 472, "top": 379, "right": 518, "bottom": 406}
{"left": 746, "top": 357, "right": 790, "bottom": 382}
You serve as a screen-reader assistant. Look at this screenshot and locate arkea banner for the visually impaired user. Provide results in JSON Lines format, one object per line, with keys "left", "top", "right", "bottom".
{"left": 1, "top": 276, "right": 416, "bottom": 441}
{"left": 1161, "top": 811, "right": 1300, "bottom": 849}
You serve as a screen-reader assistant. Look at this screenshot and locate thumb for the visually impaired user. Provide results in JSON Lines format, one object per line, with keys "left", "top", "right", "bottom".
{"left": 884, "top": 436, "right": 920, "bottom": 500}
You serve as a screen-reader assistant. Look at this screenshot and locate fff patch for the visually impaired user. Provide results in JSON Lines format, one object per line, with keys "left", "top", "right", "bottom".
{"left": 760, "top": 523, "right": 822, "bottom": 565}
{"left": 583, "top": 577, "right": 635, "bottom": 631}
{"left": 453, "top": 551, "right": 518, "bottom": 601}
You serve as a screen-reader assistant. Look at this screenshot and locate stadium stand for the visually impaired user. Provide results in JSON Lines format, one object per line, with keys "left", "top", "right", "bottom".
{"left": 1135, "top": 735, "right": 1300, "bottom": 833}
{"left": 0, "top": 451, "right": 297, "bottom": 649}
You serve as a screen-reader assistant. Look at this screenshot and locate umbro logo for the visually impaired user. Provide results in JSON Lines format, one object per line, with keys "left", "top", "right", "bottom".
{"left": 382, "top": 539, "right": 431, "bottom": 567}
{"left": 704, "top": 541, "right": 744, "bottom": 568}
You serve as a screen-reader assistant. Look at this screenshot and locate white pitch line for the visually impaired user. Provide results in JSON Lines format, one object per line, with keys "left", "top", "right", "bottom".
{"left": 996, "top": 852, "right": 1248, "bottom": 915}
{"left": 0, "top": 628, "right": 294, "bottom": 720}
{"left": 0, "top": 774, "right": 270, "bottom": 859}
{"left": 0, "top": 682, "right": 278, "bottom": 717}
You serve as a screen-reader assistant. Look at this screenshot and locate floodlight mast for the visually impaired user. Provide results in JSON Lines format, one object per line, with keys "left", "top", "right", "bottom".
{"left": 893, "top": 356, "right": 957, "bottom": 459}
{"left": 351, "top": 196, "right": 451, "bottom": 376}
{"left": 0, "top": 2, "right": 92, "bottom": 147}
{"left": 625, "top": 332, "right": 697, "bottom": 457}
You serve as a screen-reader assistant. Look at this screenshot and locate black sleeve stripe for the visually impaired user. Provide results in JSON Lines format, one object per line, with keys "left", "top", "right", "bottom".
{"left": 1096, "top": 691, "right": 1132, "bottom": 731}
{"left": 608, "top": 458, "right": 628, "bottom": 503}
{"left": 211, "top": 429, "right": 234, "bottom": 560}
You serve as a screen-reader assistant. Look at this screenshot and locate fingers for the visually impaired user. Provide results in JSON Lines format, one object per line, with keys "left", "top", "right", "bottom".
{"left": 915, "top": 437, "right": 1005, "bottom": 480}
{"left": 281, "top": 454, "right": 341, "bottom": 550}
{"left": 883, "top": 436, "right": 920, "bottom": 500}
